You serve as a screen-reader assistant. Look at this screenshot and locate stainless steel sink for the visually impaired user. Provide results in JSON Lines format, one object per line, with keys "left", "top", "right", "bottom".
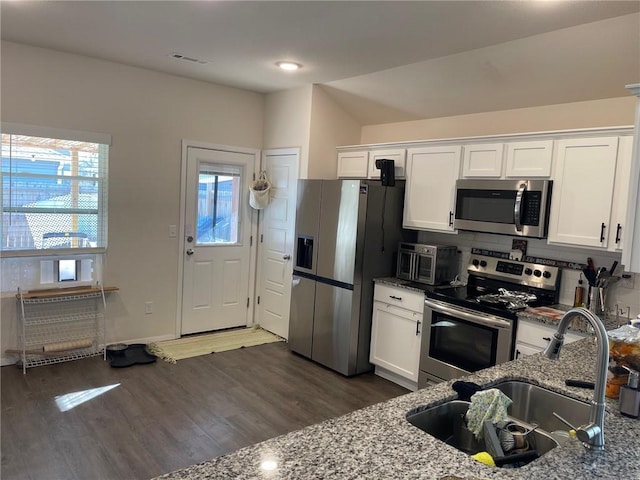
{"left": 406, "top": 380, "right": 590, "bottom": 466}
{"left": 492, "top": 380, "right": 590, "bottom": 432}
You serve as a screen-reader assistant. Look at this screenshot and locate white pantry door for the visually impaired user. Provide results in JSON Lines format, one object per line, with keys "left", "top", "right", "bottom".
{"left": 181, "top": 147, "right": 254, "bottom": 335}
{"left": 255, "top": 149, "right": 299, "bottom": 339}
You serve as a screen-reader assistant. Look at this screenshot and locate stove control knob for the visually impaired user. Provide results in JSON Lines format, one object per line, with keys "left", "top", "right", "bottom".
{"left": 543, "top": 271, "right": 552, "bottom": 279}
{"left": 533, "top": 269, "right": 542, "bottom": 277}
{"left": 524, "top": 268, "right": 533, "bottom": 275}
{"left": 472, "top": 259, "right": 480, "bottom": 267}
{"left": 480, "top": 260, "right": 487, "bottom": 268}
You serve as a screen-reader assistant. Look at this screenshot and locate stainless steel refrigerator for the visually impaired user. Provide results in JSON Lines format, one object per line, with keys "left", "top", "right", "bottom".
{"left": 288, "top": 179, "right": 407, "bottom": 376}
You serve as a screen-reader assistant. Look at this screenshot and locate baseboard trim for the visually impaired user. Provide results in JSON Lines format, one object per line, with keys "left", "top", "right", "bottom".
{"left": 1, "top": 334, "right": 177, "bottom": 367}
{"left": 373, "top": 366, "right": 418, "bottom": 391}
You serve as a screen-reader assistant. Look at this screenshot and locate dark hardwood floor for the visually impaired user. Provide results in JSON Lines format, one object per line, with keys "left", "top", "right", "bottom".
{"left": 1, "top": 342, "right": 408, "bottom": 480}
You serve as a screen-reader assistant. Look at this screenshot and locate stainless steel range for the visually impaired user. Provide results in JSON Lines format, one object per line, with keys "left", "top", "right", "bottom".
{"left": 418, "top": 254, "right": 561, "bottom": 387}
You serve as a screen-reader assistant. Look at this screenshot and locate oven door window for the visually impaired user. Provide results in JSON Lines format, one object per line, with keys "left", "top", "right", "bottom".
{"left": 397, "top": 252, "right": 414, "bottom": 278}
{"left": 416, "top": 254, "right": 434, "bottom": 283}
{"left": 429, "top": 311, "right": 497, "bottom": 372}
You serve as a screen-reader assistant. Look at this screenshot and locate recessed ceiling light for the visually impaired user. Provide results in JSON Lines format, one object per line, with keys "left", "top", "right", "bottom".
{"left": 276, "top": 61, "right": 302, "bottom": 71}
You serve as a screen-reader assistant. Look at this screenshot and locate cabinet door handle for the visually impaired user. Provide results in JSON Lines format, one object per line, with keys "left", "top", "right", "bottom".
{"left": 389, "top": 295, "right": 402, "bottom": 301}
{"left": 416, "top": 319, "right": 421, "bottom": 336}
{"left": 600, "top": 223, "right": 606, "bottom": 243}
{"left": 615, "top": 223, "right": 622, "bottom": 244}
{"left": 449, "top": 211, "right": 454, "bottom": 227}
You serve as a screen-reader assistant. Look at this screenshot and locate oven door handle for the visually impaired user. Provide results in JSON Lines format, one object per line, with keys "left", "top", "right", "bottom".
{"left": 424, "top": 298, "right": 512, "bottom": 329}
{"left": 514, "top": 183, "right": 526, "bottom": 232}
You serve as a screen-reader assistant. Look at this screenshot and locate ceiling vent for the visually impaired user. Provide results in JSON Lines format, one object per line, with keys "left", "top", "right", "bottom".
{"left": 169, "top": 53, "right": 208, "bottom": 65}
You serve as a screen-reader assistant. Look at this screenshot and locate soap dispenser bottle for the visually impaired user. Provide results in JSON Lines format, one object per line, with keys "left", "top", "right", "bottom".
{"left": 619, "top": 366, "right": 640, "bottom": 418}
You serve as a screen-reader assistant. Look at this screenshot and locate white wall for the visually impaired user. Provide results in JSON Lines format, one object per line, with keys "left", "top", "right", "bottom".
{"left": 1, "top": 41, "right": 264, "bottom": 362}
{"left": 308, "top": 85, "right": 361, "bottom": 179}
{"left": 361, "top": 97, "right": 636, "bottom": 144}
{"left": 263, "top": 86, "right": 312, "bottom": 177}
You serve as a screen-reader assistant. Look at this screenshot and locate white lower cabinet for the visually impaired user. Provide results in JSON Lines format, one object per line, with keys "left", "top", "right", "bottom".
{"left": 370, "top": 284, "right": 423, "bottom": 391}
{"left": 515, "top": 317, "right": 586, "bottom": 359}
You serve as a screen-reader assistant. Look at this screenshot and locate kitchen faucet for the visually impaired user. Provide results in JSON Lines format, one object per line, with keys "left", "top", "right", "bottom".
{"left": 544, "top": 307, "right": 608, "bottom": 450}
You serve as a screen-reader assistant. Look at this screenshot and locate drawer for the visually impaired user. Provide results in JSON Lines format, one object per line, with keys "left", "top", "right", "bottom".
{"left": 374, "top": 284, "right": 424, "bottom": 313}
{"left": 516, "top": 318, "right": 586, "bottom": 350}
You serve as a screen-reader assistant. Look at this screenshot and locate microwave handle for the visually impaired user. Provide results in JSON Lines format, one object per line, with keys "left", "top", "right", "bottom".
{"left": 514, "top": 183, "right": 526, "bottom": 232}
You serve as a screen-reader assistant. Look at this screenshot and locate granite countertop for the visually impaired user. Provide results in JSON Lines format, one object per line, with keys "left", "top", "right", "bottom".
{"left": 154, "top": 339, "right": 640, "bottom": 480}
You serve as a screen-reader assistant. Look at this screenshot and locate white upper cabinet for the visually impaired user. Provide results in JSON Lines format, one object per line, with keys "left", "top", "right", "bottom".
{"left": 505, "top": 140, "right": 554, "bottom": 178}
{"left": 547, "top": 136, "right": 619, "bottom": 249}
{"left": 462, "top": 143, "right": 504, "bottom": 177}
{"left": 608, "top": 136, "right": 634, "bottom": 251}
{"left": 367, "top": 148, "right": 406, "bottom": 179}
{"left": 403, "top": 145, "right": 462, "bottom": 232}
{"left": 337, "top": 150, "right": 369, "bottom": 178}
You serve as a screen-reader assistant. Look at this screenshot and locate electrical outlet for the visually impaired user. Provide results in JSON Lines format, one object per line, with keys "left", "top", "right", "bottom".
{"left": 145, "top": 301, "right": 153, "bottom": 314}
{"left": 620, "top": 272, "right": 635, "bottom": 289}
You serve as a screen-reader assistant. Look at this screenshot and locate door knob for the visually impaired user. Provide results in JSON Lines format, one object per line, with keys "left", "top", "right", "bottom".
{"left": 186, "top": 249, "right": 194, "bottom": 256}
{"left": 283, "top": 254, "right": 291, "bottom": 260}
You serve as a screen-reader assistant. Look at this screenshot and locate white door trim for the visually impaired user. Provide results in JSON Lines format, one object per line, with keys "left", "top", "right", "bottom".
{"left": 176, "top": 139, "right": 260, "bottom": 338}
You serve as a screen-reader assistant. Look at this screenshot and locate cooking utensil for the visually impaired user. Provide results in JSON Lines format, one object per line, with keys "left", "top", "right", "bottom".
{"left": 583, "top": 267, "right": 597, "bottom": 286}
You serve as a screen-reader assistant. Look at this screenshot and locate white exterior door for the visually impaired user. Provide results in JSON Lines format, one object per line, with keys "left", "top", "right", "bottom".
{"left": 255, "top": 149, "right": 299, "bottom": 339}
{"left": 181, "top": 146, "right": 255, "bottom": 335}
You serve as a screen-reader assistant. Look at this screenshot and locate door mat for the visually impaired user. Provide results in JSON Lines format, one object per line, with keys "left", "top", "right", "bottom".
{"left": 147, "top": 326, "right": 284, "bottom": 363}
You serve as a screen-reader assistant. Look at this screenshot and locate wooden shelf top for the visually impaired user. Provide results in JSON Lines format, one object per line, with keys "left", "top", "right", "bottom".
{"left": 17, "top": 286, "right": 119, "bottom": 299}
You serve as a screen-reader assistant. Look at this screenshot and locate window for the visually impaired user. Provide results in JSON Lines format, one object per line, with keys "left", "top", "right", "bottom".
{"left": 1, "top": 125, "right": 110, "bottom": 256}
{"left": 196, "top": 163, "right": 242, "bottom": 245}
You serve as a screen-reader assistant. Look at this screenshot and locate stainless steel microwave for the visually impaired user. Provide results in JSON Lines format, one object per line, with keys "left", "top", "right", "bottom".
{"left": 396, "top": 243, "right": 458, "bottom": 285}
{"left": 453, "top": 179, "right": 552, "bottom": 238}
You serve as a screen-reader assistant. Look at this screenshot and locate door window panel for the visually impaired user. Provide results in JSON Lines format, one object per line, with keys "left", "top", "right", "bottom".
{"left": 196, "top": 163, "right": 242, "bottom": 245}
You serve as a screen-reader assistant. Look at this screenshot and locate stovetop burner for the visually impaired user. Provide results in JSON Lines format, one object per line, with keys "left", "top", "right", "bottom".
{"left": 423, "top": 254, "right": 561, "bottom": 320}
{"left": 474, "top": 288, "right": 538, "bottom": 311}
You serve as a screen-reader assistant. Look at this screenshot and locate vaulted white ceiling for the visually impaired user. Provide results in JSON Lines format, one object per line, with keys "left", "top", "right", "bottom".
{"left": 2, "top": 1, "right": 639, "bottom": 125}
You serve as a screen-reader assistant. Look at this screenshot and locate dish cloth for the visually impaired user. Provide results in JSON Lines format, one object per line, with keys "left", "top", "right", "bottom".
{"left": 465, "top": 388, "right": 512, "bottom": 439}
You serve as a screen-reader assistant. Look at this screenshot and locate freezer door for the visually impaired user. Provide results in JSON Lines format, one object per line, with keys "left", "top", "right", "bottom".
{"left": 288, "top": 274, "right": 316, "bottom": 358}
{"left": 293, "top": 180, "right": 322, "bottom": 275}
{"left": 317, "top": 180, "right": 360, "bottom": 284}
{"left": 311, "top": 281, "right": 355, "bottom": 375}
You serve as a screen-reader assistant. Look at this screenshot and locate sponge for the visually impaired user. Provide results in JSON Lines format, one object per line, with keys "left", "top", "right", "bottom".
{"left": 471, "top": 451, "right": 495, "bottom": 467}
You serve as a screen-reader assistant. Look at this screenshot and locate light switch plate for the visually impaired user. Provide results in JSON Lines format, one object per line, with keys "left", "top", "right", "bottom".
{"left": 168, "top": 225, "right": 177, "bottom": 237}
